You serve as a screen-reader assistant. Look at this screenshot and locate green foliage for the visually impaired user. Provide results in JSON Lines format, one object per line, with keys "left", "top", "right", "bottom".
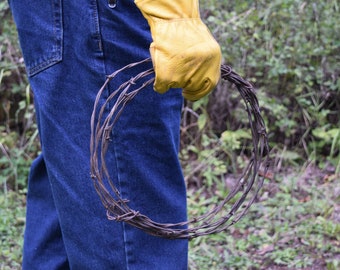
{"left": 197, "top": 0, "right": 340, "bottom": 167}
{"left": 0, "top": 191, "right": 25, "bottom": 269}
{"left": 188, "top": 167, "right": 340, "bottom": 269}
{"left": 0, "top": 1, "right": 38, "bottom": 191}
{"left": 0, "top": 3, "right": 36, "bottom": 266}
{"left": 184, "top": 0, "right": 340, "bottom": 268}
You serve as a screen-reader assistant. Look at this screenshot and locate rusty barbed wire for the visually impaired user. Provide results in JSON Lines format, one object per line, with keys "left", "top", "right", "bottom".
{"left": 90, "top": 57, "right": 270, "bottom": 239}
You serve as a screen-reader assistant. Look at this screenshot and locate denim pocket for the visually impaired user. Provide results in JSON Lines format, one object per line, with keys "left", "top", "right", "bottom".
{"left": 9, "top": 0, "right": 63, "bottom": 77}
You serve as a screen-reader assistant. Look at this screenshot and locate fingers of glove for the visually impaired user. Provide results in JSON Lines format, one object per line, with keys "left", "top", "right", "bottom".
{"left": 150, "top": 20, "right": 221, "bottom": 100}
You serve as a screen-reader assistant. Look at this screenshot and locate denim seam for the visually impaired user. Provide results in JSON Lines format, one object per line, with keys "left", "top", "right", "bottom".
{"left": 90, "top": 0, "right": 103, "bottom": 52}
{"left": 97, "top": 0, "right": 130, "bottom": 268}
{"left": 111, "top": 128, "right": 130, "bottom": 270}
{"left": 26, "top": 0, "right": 63, "bottom": 77}
{"left": 27, "top": 56, "right": 62, "bottom": 77}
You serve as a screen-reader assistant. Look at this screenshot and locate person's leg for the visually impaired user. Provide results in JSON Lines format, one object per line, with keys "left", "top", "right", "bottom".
{"left": 22, "top": 155, "right": 70, "bottom": 269}
{"left": 97, "top": 1, "right": 188, "bottom": 268}
{"left": 11, "top": 0, "right": 188, "bottom": 268}
{"left": 9, "top": 1, "right": 70, "bottom": 269}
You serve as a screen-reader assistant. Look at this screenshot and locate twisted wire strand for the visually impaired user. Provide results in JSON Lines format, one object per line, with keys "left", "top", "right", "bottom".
{"left": 90, "top": 58, "right": 270, "bottom": 239}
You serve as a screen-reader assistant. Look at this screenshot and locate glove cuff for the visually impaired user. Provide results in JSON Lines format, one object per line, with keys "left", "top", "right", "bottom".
{"left": 134, "top": 0, "right": 200, "bottom": 20}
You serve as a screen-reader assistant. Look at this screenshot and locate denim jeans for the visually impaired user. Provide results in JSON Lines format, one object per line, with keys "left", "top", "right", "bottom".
{"left": 9, "top": 0, "right": 188, "bottom": 269}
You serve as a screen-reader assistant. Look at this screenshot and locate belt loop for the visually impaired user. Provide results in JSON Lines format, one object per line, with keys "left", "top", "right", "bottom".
{"left": 108, "top": 0, "right": 117, "bottom": 9}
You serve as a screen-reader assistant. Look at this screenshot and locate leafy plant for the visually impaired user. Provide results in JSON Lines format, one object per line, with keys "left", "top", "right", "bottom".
{"left": 0, "top": 1, "right": 38, "bottom": 191}
{"left": 0, "top": 191, "right": 26, "bottom": 269}
{"left": 188, "top": 166, "right": 340, "bottom": 269}
{"left": 199, "top": 0, "right": 340, "bottom": 165}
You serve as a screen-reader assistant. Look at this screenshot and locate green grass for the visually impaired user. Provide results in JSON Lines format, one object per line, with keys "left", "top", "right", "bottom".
{"left": 188, "top": 165, "right": 340, "bottom": 269}
{"left": 1, "top": 165, "right": 339, "bottom": 269}
{"left": 0, "top": 191, "right": 25, "bottom": 270}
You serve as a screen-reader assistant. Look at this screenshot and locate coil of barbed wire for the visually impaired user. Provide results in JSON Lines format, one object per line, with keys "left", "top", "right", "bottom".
{"left": 90, "top": 58, "right": 269, "bottom": 239}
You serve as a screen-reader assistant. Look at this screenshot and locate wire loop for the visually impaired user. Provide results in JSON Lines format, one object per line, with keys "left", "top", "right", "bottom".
{"left": 90, "top": 58, "right": 270, "bottom": 239}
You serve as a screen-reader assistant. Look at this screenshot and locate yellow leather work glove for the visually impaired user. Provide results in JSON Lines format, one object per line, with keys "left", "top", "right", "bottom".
{"left": 135, "top": 0, "right": 222, "bottom": 101}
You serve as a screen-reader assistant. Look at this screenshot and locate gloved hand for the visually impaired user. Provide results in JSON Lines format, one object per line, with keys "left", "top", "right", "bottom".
{"left": 135, "top": 0, "right": 222, "bottom": 101}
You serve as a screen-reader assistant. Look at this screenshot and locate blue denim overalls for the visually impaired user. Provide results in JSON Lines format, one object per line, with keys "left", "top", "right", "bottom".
{"left": 9, "top": 0, "right": 188, "bottom": 269}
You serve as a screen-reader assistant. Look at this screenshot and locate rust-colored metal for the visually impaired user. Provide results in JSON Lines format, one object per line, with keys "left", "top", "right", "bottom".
{"left": 90, "top": 58, "right": 269, "bottom": 239}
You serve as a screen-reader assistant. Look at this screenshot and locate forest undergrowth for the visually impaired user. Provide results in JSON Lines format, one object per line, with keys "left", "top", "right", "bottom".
{"left": 1, "top": 0, "right": 339, "bottom": 269}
